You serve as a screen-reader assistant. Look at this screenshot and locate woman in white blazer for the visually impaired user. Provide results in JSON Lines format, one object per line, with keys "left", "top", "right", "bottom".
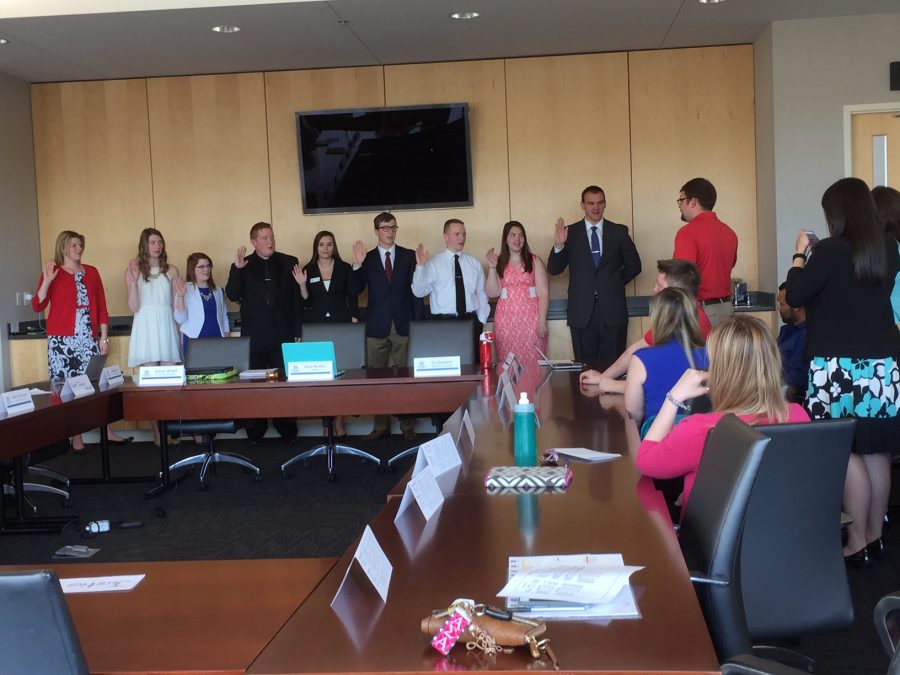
{"left": 173, "top": 252, "right": 229, "bottom": 354}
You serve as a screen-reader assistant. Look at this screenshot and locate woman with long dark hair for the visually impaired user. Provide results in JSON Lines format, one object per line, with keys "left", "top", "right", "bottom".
{"left": 485, "top": 221, "right": 549, "bottom": 364}
{"left": 786, "top": 177, "right": 900, "bottom": 562}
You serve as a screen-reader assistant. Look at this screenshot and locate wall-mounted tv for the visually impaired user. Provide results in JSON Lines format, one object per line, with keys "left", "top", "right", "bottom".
{"left": 295, "top": 103, "right": 473, "bottom": 214}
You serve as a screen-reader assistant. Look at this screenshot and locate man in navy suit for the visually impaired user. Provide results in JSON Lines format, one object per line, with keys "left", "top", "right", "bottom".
{"left": 351, "top": 212, "right": 423, "bottom": 440}
{"left": 548, "top": 185, "right": 641, "bottom": 370}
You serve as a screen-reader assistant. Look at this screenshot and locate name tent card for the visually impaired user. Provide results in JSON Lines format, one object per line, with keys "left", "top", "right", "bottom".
{"left": 332, "top": 525, "right": 393, "bottom": 606}
{"left": 138, "top": 365, "right": 185, "bottom": 386}
{"left": 503, "top": 352, "right": 523, "bottom": 384}
{"left": 62, "top": 374, "right": 95, "bottom": 399}
{"left": 413, "top": 433, "right": 461, "bottom": 478}
{"left": 286, "top": 360, "right": 334, "bottom": 382}
{"left": 0, "top": 388, "right": 35, "bottom": 416}
{"left": 500, "top": 380, "right": 517, "bottom": 414}
{"left": 413, "top": 356, "right": 461, "bottom": 378}
{"left": 99, "top": 365, "right": 124, "bottom": 390}
{"left": 461, "top": 408, "right": 476, "bottom": 446}
{"left": 495, "top": 368, "right": 511, "bottom": 400}
{"left": 395, "top": 465, "right": 444, "bottom": 523}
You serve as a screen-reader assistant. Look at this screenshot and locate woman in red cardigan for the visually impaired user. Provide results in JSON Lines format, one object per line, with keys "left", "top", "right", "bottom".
{"left": 32, "top": 230, "right": 131, "bottom": 451}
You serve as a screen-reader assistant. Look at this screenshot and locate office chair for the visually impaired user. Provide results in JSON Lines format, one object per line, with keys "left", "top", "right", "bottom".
{"left": 876, "top": 591, "right": 900, "bottom": 675}
{"left": 387, "top": 318, "right": 475, "bottom": 468}
{"left": 166, "top": 337, "right": 261, "bottom": 489}
{"left": 740, "top": 419, "right": 855, "bottom": 671}
{"left": 281, "top": 323, "right": 380, "bottom": 482}
{"left": 2, "top": 440, "right": 72, "bottom": 513}
{"left": 0, "top": 570, "right": 89, "bottom": 675}
{"left": 678, "top": 414, "right": 770, "bottom": 663}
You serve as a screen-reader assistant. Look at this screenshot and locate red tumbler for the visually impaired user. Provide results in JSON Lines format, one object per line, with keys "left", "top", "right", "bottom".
{"left": 479, "top": 331, "right": 495, "bottom": 370}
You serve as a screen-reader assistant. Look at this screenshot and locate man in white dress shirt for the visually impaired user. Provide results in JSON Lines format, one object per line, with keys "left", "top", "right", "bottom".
{"left": 412, "top": 219, "right": 489, "bottom": 358}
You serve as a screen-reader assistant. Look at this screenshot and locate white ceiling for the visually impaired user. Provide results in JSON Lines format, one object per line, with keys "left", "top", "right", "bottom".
{"left": 0, "top": 0, "right": 897, "bottom": 84}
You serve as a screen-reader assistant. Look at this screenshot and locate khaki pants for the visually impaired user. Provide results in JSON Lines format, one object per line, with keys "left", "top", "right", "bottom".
{"left": 366, "top": 325, "right": 414, "bottom": 433}
{"left": 702, "top": 299, "right": 734, "bottom": 327}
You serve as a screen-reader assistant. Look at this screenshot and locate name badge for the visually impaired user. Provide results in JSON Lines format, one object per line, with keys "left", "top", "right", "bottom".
{"left": 62, "top": 374, "right": 95, "bottom": 399}
{"left": 310, "top": 277, "right": 321, "bottom": 284}
{"left": 0, "top": 388, "right": 35, "bottom": 416}
{"left": 413, "top": 356, "right": 461, "bottom": 377}
{"left": 287, "top": 360, "right": 334, "bottom": 382}
{"left": 499, "top": 287, "right": 508, "bottom": 299}
{"left": 528, "top": 286, "right": 537, "bottom": 298}
{"left": 139, "top": 365, "right": 186, "bottom": 386}
{"left": 99, "top": 365, "right": 125, "bottom": 390}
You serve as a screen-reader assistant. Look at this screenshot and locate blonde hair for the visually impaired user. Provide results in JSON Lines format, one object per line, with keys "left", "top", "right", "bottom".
{"left": 649, "top": 287, "right": 703, "bottom": 349}
{"left": 54, "top": 230, "right": 85, "bottom": 266}
{"left": 707, "top": 315, "right": 789, "bottom": 423}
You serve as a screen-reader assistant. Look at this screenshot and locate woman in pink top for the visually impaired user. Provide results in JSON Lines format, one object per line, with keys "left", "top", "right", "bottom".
{"left": 636, "top": 315, "right": 809, "bottom": 516}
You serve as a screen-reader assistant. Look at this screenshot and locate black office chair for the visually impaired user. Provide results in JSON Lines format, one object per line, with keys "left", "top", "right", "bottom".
{"left": 387, "top": 318, "right": 475, "bottom": 468}
{"left": 0, "top": 570, "right": 89, "bottom": 674}
{"left": 678, "top": 414, "right": 770, "bottom": 663}
{"left": 740, "top": 419, "right": 855, "bottom": 671}
{"left": 281, "top": 323, "right": 380, "bottom": 481}
{"left": 166, "top": 337, "right": 261, "bottom": 489}
{"left": 2, "top": 440, "right": 72, "bottom": 513}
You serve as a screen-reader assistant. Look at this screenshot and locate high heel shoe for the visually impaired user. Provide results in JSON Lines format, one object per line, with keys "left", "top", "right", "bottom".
{"left": 844, "top": 546, "right": 871, "bottom": 564}
{"left": 868, "top": 537, "right": 886, "bottom": 558}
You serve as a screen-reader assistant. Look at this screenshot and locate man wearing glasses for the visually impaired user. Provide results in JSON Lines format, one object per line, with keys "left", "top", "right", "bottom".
{"left": 351, "top": 212, "right": 423, "bottom": 440}
{"left": 673, "top": 177, "right": 738, "bottom": 327}
{"left": 548, "top": 185, "right": 642, "bottom": 370}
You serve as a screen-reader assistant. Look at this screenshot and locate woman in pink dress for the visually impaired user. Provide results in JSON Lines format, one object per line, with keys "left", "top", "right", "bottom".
{"left": 485, "top": 221, "right": 549, "bottom": 365}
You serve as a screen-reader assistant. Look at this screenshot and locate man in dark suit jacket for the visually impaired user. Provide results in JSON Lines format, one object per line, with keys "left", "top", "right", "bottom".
{"left": 548, "top": 185, "right": 642, "bottom": 370}
{"left": 351, "top": 211, "right": 423, "bottom": 440}
{"left": 226, "top": 221, "right": 303, "bottom": 441}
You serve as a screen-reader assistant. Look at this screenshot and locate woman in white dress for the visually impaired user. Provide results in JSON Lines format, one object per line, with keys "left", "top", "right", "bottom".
{"left": 126, "top": 228, "right": 181, "bottom": 367}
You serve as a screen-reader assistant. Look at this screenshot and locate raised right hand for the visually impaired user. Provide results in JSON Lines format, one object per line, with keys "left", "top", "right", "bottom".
{"left": 42, "top": 260, "right": 58, "bottom": 284}
{"left": 351, "top": 240, "right": 366, "bottom": 267}
{"left": 173, "top": 277, "right": 186, "bottom": 297}
{"left": 234, "top": 246, "right": 247, "bottom": 269}
{"left": 291, "top": 263, "right": 307, "bottom": 286}
{"left": 553, "top": 217, "right": 568, "bottom": 248}
{"left": 486, "top": 247, "right": 499, "bottom": 269}
{"left": 125, "top": 259, "right": 139, "bottom": 284}
{"left": 415, "top": 243, "right": 430, "bottom": 267}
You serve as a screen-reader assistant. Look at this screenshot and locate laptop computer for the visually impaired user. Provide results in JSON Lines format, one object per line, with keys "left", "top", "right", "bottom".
{"left": 535, "top": 345, "right": 584, "bottom": 371}
{"left": 281, "top": 341, "right": 342, "bottom": 379}
{"left": 84, "top": 353, "right": 108, "bottom": 381}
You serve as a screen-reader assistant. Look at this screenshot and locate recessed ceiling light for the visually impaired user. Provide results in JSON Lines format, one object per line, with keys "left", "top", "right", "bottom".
{"left": 0, "top": 38, "right": 8, "bottom": 45}
{"left": 211, "top": 25, "right": 241, "bottom": 34}
{"left": 450, "top": 11, "right": 480, "bottom": 20}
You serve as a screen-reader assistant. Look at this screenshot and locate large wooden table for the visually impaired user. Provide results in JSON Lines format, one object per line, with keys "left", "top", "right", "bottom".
{"left": 247, "top": 367, "right": 720, "bottom": 675}
{"left": 3, "top": 558, "right": 336, "bottom": 674}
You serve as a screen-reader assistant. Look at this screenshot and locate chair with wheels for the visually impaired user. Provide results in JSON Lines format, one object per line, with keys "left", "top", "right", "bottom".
{"left": 2, "top": 439, "right": 72, "bottom": 514}
{"left": 0, "top": 570, "right": 89, "bottom": 674}
{"left": 387, "top": 318, "right": 475, "bottom": 468}
{"left": 678, "top": 414, "right": 770, "bottom": 663}
{"left": 281, "top": 322, "right": 380, "bottom": 481}
{"left": 739, "top": 419, "right": 855, "bottom": 672}
{"left": 166, "top": 337, "right": 261, "bottom": 489}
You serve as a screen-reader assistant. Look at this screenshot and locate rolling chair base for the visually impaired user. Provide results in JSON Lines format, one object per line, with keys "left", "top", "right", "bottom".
{"left": 282, "top": 417, "right": 382, "bottom": 481}
{"left": 169, "top": 450, "right": 261, "bottom": 489}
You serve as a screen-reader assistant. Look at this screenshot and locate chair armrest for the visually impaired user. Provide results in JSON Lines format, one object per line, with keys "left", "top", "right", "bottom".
{"left": 689, "top": 571, "right": 730, "bottom": 587}
{"left": 875, "top": 591, "right": 900, "bottom": 659}
{"left": 720, "top": 654, "right": 808, "bottom": 674}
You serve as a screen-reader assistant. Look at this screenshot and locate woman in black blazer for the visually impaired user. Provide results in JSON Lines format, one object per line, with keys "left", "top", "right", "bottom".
{"left": 293, "top": 230, "right": 359, "bottom": 436}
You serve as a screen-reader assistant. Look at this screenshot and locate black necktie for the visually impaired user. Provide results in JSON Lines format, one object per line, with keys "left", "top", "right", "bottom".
{"left": 454, "top": 254, "right": 466, "bottom": 317}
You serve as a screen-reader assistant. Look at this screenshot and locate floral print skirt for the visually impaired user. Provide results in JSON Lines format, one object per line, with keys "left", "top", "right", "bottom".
{"left": 806, "top": 356, "right": 900, "bottom": 455}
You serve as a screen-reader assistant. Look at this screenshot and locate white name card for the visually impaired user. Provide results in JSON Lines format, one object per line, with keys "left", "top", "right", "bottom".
{"left": 138, "top": 365, "right": 185, "bottom": 386}
{"left": 461, "top": 408, "right": 476, "bottom": 446}
{"left": 413, "top": 432, "right": 461, "bottom": 478}
{"left": 62, "top": 374, "right": 95, "bottom": 399}
{"left": 286, "top": 360, "right": 334, "bottom": 382}
{"left": 99, "top": 365, "right": 124, "bottom": 390}
{"left": 332, "top": 525, "right": 392, "bottom": 605}
{"left": 395, "top": 465, "right": 444, "bottom": 523}
{"left": 0, "top": 388, "right": 35, "bottom": 416}
{"left": 414, "top": 356, "right": 461, "bottom": 378}
{"left": 495, "top": 368, "right": 511, "bottom": 400}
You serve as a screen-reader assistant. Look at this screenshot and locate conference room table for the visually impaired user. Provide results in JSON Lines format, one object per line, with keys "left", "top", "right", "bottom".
{"left": 247, "top": 366, "right": 720, "bottom": 675}
{"left": 2, "top": 558, "right": 336, "bottom": 675}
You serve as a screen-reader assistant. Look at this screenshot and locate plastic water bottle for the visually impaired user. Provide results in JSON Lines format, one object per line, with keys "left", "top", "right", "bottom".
{"left": 514, "top": 392, "right": 537, "bottom": 466}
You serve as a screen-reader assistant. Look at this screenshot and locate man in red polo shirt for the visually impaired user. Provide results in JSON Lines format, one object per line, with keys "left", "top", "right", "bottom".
{"left": 673, "top": 177, "right": 738, "bottom": 326}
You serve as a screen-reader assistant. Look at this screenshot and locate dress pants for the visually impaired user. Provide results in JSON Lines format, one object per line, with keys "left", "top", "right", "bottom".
{"left": 366, "top": 324, "right": 415, "bottom": 433}
{"left": 570, "top": 296, "right": 626, "bottom": 372}
{"left": 701, "top": 299, "right": 734, "bottom": 327}
{"left": 247, "top": 346, "right": 297, "bottom": 441}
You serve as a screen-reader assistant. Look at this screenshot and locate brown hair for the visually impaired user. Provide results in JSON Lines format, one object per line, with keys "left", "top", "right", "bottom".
{"left": 707, "top": 315, "right": 789, "bottom": 423}
{"left": 54, "top": 230, "right": 85, "bottom": 266}
{"left": 136, "top": 228, "right": 169, "bottom": 281}
{"left": 443, "top": 218, "right": 465, "bottom": 234}
{"left": 373, "top": 212, "right": 396, "bottom": 229}
{"left": 249, "top": 221, "right": 273, "bottom": 240}
{"left": 680, "top": 177, "right": 717, "bottom": 211}
{"left": 497, "top": 221, "right": 534, "bottom": 277}
{"left": 656, "top": 258, "right": 701, "bottom": 297}
{"left": 185, "top": 252, "right": 216, "bottom": 291}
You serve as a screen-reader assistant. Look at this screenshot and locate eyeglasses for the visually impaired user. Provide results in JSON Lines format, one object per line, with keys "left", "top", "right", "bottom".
{"left": 376, "top": 226, "right": 399, "bottom": 232}
{"left": 676, "top": 197, "right": 689, "bottom": 206}
{"left": 195, "top": 264, "right": 212, "bottom": 269}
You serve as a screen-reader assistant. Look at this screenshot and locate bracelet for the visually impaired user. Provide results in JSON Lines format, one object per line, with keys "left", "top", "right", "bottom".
{"left": 665, "top": 391, "right": 691, "bottom": 411}
{"left": 792, "top": 253, "right": 807, "bottom": 262}
{"left": 100, "top": 338, "right": 110, "bottom": 344}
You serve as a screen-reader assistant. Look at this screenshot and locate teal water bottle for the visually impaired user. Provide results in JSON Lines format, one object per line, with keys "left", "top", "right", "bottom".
{"left": 514, "top": 392, "right": 537, "bottom": 466}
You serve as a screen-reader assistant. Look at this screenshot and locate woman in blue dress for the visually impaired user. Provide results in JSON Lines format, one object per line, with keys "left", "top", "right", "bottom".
{"left": 173, "top": 252, "right": 229, "bottom": 354}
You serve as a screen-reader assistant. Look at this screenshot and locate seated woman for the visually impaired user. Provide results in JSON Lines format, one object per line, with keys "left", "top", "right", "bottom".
{"left": 636, "top": 315, "right": 809, "bottom": 517}
{"left": 623, "top": 287, "right": 708, "bottom": 433}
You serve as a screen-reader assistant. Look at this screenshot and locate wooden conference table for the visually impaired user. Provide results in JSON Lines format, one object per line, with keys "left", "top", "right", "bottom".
{"left": 247, "top": 367, "right": 720, "bottom": 675}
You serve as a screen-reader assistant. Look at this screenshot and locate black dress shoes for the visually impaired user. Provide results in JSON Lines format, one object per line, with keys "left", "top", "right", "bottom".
{"left": 108, "top": 436, "right": 134, "bottom": 446}
{"left": 868, "top": 537, "right": 886, "bottom": 558}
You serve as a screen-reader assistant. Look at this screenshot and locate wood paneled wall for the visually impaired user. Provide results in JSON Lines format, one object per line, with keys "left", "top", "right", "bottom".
{"left": 31, "top": 45, "right": 757, "bottom": 315}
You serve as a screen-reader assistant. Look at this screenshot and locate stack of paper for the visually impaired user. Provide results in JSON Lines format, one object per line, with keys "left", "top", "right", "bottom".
{"left": 498, "top": 553, "right": 643, "bottom": 619}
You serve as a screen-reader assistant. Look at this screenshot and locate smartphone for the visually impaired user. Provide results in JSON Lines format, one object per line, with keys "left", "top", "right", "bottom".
{"left": 803, "top": 229, "right": 819, "bottom": 247}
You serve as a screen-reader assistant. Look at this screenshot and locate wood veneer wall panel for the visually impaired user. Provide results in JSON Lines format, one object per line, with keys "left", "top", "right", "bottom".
{"left": 146, "top": 73, "right": 271, "bottom": 298}
{"left": 383, "top": 60, "right": 509, "bottom": 260}
{"left": 265, "top": 67, "right": 385, "bottom": 257}
{"left": 505, "top": 53, "right": 633, "bottom": 300}
{"left": 851, "top": 111, "right": 900, "bottom": 189}
{"left": 629, "top": 45, "right": 757, "bottom": 295}
{"left": 31, "top": 80, "right": 154, "bottom": 315}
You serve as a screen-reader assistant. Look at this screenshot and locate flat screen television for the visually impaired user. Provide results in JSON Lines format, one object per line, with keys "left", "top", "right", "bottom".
{"left": 295, "top": 103, "right": 473, "bottom": 214}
